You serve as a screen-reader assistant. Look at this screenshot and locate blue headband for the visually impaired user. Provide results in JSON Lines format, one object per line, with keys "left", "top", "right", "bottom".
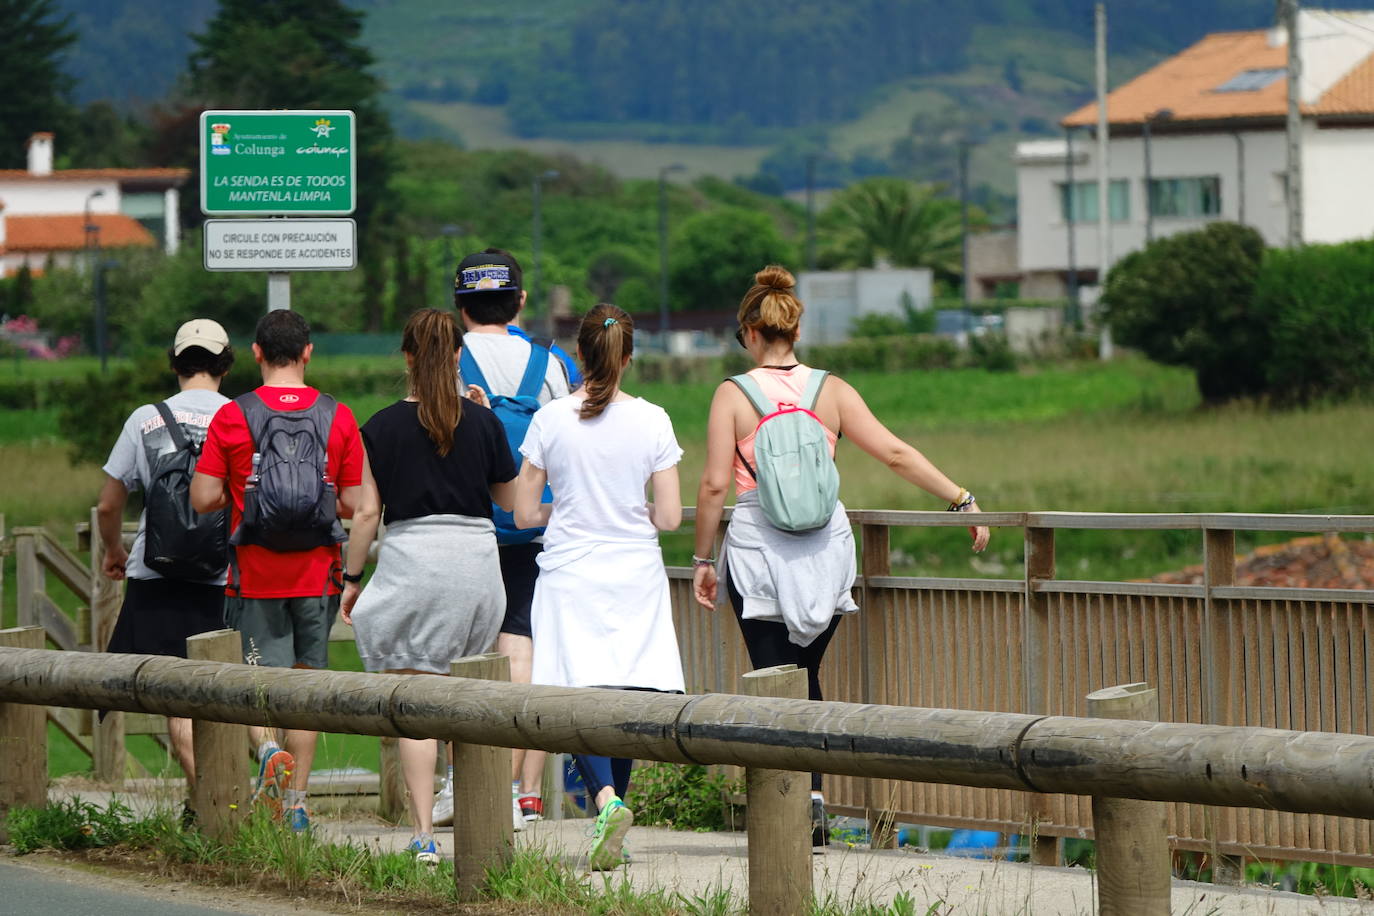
{"left": 603, "top": 317, "right": 618, "bottom": 327}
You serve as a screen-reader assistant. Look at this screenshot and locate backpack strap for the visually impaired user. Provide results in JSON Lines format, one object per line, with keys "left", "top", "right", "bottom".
{"left": 799, "top": 369, "right": 830, "bottom": 411}
{"left": 235, "top": 391, "right": 269, "bottom": 451}
{"left": 515, "top": 343, "right": 551, "bottom": 400}
{"left": 458, "top": 347, "right": 490, "bottom": 395}
{"left": 154, "top": 401, "right": 192, "bottom": 454}
{"left": 310, "top": 394, "right": 338, "bottom": 457}
{"left": 728, "top": 373, "right": 776, "bottom": 417}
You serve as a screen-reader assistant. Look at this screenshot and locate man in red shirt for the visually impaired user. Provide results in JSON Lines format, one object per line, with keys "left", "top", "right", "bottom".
{"left": 192, "top": 309, "right": 363, "bottom": 832}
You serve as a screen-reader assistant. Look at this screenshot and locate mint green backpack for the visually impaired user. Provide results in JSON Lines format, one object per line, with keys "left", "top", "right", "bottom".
{"left": 730, "top": 370, "right": 839, "bottom": 532}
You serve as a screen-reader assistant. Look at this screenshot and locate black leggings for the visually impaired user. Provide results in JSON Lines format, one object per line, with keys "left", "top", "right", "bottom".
{"left": 725, "top": 570, "right": 842, "bottom": 793}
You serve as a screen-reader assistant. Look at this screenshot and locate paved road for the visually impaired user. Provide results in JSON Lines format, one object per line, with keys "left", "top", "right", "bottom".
{"left": 0, "top": 860, "right": 244, "bottom": 915}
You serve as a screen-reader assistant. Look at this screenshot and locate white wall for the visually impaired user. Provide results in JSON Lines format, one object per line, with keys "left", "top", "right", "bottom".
{"left": 1017, "top": 129, "right": 1288, "bottom": 276}
{"left": 1304, "top": 126, "right": 1374, "bottom": 243}
{"left": 0, "top": 179, "right": 121, "bottom": 215}
{"left": 798, "top": 268, "right": 932, "bottom": 345}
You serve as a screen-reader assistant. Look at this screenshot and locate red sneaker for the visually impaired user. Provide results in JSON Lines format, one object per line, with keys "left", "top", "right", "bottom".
{"left": 518, "top": 793, "right": 543, "bottom": 822}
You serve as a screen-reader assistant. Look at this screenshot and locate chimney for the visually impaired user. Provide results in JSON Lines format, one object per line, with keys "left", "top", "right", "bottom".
{"left": 27, "top": 132, "right": 54, "bottom": 176}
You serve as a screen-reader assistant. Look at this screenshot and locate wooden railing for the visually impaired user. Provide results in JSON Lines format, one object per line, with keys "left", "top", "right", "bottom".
{"left": 670, "top": 508, "right": 1374, "bottom": 867}
{"left": 10, "top": 508, "right": 1374, "bottom": 866}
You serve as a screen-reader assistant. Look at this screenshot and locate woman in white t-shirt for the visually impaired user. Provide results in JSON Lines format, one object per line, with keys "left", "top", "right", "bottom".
{"left": 514, "top": 303, "right": 683, "bottom": 871}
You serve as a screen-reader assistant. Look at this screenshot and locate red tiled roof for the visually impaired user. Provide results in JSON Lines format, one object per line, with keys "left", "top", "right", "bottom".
{"left": 4, "top": 213, "right": 157, "bottom": 252}
{"left": 1063, "top": 29, "right": 1374, "bottom": 127}
{"left": 0, "top": 168, "right": 189, "bottom": 184}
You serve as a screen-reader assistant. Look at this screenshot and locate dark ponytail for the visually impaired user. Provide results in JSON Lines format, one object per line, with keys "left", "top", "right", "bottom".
{"left": 401, "top": 308, "right": 463, "bottom": 455}
{"left": 577, "top": 303, "right": 632, "bottom": 420}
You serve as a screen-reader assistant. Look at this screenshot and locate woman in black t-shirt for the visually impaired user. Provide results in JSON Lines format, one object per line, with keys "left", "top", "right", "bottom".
{"left": 340, "top": 308, "right": 516, "bottom": 863}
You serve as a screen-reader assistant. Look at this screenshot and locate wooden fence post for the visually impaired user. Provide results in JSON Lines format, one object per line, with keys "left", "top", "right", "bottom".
{"left": 187, "top": 629, "right": 248, "bottom": 840}
{"left": 89, "top": 509, "right": 125, "bottom": 785}
{"left": 450, "top": 652, "right": 512, "bottom": 902}
{"left": 378, "top": 738, "right": 405, "bottom": 823}
{"left": 859, "top": 523, "right": 897, "bottom": 848}
{"left": 1202, "top": 527, "right": 1242, "bottom": 884}
{"left": 1024, "top": 526, "right": 1060, "bottom": 866}
{"left": 0, "top": 627, "right": 47, "bottom": 843}
{"left": 1087, "top": 683, "right": 1171, "bottom": 916}
{"left": 742, "top": 664, "right": 812, "bottom": 916}
{"left": 15, "top": 533, "right": 40, "bottom": 628}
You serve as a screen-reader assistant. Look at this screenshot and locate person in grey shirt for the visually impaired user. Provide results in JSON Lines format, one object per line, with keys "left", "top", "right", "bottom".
{"left": 96, "top": 319, "right": 234, "bottom": 821}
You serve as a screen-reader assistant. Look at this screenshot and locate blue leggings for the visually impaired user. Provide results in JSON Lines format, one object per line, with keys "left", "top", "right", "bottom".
{"left": 573, "top": 755, "right": 635, "bottom": 812}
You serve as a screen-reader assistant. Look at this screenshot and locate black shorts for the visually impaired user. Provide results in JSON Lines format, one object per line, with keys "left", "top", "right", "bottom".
{"left": 498, "top": 542, "right": 542, "bottom": 638}
{"left": 106, "top": 577, "right": 226, "bottom": 658}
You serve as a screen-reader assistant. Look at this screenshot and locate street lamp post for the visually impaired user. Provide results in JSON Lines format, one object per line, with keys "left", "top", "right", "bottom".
{"left": 531, "top": 169, "right": 559, "bottom": 337}
{"left": 658, "top": 163, "right": 686, "bottom": 343}
{"left": 957, "top": 140, "right": 977, "bottom": 338}
{"left": 83, "top": 189, "right": 106, "bottom": 370}
{"left": 1143, "top": 109, "right": 1173, "bottom": 244}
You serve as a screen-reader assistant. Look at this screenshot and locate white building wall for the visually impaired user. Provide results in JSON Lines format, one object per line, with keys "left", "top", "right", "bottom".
{"left": 0, "top": 179, "right": 121, "bottom": 215}
{"left": 1018, "top": 130, "right": 1288, "bottom": 276}
{"left": 1303, "top": 125, "right": 1374, "bottom": 244}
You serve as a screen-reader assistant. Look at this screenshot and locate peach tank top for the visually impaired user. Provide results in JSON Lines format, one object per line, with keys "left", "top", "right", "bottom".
{"left": 733, "top": 365, "right": 838, "bottom": 494}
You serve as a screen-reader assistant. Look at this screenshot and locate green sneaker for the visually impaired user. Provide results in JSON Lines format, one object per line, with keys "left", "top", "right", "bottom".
{"left": 588, "top": 798, "right": 634, "bottom": 871}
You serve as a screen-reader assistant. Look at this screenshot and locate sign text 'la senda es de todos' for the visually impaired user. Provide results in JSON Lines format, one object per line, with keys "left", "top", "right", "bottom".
{"left": 199, "top": 110, "right": 356, "bottom": 216}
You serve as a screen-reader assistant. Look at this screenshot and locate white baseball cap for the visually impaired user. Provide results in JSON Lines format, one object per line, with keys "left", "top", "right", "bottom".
{"left": 173, "top": 319, "right": 230, "bottom": 355}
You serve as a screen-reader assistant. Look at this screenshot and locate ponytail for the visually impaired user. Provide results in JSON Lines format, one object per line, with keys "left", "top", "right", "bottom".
{"left": 577, "top": 304, "right": 633, "bottom": 420}
{"left": 401, "top": 308, "right": 463, "bottom": 455}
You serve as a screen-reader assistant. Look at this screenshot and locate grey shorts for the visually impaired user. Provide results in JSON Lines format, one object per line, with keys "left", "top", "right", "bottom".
{"left": 225, "top": 594, "right": 339, "bottom": 669}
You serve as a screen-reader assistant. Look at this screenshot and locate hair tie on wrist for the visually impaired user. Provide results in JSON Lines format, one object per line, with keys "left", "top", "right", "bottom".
{"left": 603, "top": 317, "right": 618, "bottom": 327}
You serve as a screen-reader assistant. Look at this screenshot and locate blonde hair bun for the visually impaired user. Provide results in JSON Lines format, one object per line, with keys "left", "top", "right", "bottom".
{"left": 755, "top": 265, "right": 795, "bottom": 292}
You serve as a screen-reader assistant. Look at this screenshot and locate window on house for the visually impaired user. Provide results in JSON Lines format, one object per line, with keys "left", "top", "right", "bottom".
{"left": 1058, "top": 180, "right": 1129, "bottom": 223}
{"left": 1214, "top": 68, "right": 1284, "bottom": 92}
{"left": 1148, "top": 176, "right": 1222, "bottom": 218}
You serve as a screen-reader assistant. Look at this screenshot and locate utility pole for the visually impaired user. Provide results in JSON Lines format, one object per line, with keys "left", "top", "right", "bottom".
{"left": 1065, "top": 128, "right": 1080, "bottom": 326}
{"left": 958, "top": 140, "right": 972, "bottom": 314}
{"left": 1095, "top": 2, "right": 1114, "bottom": 359}
{"left": 1284, "top": 0, "right": 1303, "bottom": 248}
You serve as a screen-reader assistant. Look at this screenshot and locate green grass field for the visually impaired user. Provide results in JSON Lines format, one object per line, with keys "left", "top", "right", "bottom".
{"left": 5, "top": 356, "right": 1373, "bottom": 776}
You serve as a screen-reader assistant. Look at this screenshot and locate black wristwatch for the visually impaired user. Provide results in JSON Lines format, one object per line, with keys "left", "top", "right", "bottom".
{"left": 341, "top": 570, "right": 364, "bottom": 584}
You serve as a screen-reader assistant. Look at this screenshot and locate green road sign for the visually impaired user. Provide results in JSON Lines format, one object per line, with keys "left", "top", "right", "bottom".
{"left": 200, "top": 110, "right": 356, "bottom": 216}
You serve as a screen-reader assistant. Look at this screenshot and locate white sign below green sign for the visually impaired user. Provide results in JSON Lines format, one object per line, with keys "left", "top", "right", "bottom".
{"left": 199, "top": 109, "right": 356, "bottom": 216}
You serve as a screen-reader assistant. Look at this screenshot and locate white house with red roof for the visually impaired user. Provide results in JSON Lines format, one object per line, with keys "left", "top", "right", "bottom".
{"left": 1014, "top": 10, "right": 1374, "bottom": 298}
{"left": 0, "top": 133, "right": 189, "bottom": 278}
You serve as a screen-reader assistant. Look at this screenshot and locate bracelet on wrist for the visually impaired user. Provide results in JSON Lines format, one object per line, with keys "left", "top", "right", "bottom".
{"left": 341, "top": 570, "right": 364, "bottom": 584}
{"left": 692, "top": 555, "right": 716, "bottom": 567}
{"left": 947, "top": 488, "right": 976, "bottom": 512}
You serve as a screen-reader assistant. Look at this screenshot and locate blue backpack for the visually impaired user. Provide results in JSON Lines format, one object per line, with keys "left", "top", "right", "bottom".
{"left": 460, "top": 344, "right": 553, "bottom": 545}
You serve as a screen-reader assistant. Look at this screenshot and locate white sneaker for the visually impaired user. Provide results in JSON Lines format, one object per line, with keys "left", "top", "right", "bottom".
{"left": 512, "top": 792, "right": 526, "bottom": 832}
{"left": 432, "top": 778, "right": 454, "bottom": 828}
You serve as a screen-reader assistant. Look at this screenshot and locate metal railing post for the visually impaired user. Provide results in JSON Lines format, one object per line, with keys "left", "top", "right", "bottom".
{"left": 450, "top": 652, "right": 513, "bottom": 901}
{"left": 0, "top": 627, "right": 46, "bottom": 843}
{"left": 742, "top": 664, "right": 811, "bottom": 916}
{"left": 1087, "top": 683, "right": 1170, "bottom": 915}
{"left": 187, "top": 629, "right": 248, "bottom": 840}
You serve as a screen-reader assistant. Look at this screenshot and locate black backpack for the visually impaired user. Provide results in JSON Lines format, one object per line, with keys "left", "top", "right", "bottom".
{"left": 229, "top": 391, "right": 346, "bottom": 552}
{"left": 143, "top": 401, "right": 229, "bottom": 580}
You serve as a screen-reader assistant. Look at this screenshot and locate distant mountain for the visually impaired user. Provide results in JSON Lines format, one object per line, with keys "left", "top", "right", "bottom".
{"left": 56, "top": 0, "right": 215, "bottom": 105}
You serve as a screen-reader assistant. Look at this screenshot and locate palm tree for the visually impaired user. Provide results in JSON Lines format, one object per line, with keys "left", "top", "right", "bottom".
{"left": 820, "top": 178, "right": 974, "bottom": 281}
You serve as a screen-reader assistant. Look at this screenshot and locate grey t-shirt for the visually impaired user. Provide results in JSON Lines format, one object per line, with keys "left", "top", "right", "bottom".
{"left": 101, "top": 387, "right": 230, "bottom": 582}
{"left": 460, "top": 333, "right": 570, "bottom": 404}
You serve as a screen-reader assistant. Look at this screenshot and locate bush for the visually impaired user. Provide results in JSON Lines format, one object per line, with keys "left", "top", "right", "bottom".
{"left": 1101, "top": 222, "right": 1267, "bottom": 403}
{"left": 800, "top": 333, "right": 962, "bottom": 373}
{"left": 624, "top": 762, "right": 741, "bottom": 831}
{"left": 1253, "top": 240, "right": 1374, "bottom": 402}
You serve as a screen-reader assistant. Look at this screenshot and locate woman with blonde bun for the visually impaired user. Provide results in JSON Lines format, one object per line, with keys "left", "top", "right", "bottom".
{"left": 692, "top": 265, "right": 990, "bottom": 845}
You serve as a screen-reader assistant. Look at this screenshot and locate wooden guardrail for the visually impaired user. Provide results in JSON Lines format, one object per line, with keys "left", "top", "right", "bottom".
{"left": 14, "top": 508, "right": 1374, "bottom": 868}
{"left": 4, "top": 640, "right": 1374, "bottom": 913}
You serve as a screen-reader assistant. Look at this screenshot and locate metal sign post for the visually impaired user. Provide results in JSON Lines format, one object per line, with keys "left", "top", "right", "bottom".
{"left": 199, "top": 110, "right": 358, "bottom": 311}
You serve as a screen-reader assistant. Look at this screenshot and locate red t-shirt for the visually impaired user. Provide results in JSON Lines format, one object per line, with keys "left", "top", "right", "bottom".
{"left": 198, "top": 386, "right": 364, "bottom": 598}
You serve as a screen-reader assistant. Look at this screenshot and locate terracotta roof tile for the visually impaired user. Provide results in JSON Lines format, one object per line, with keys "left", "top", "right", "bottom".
{"left": 5, "top": 213, "right": 157, "bottom": 252}
{"left": 0, "top": 168, "right": 189, "bottom": 184}
{"left": 1312, "top": 51, "right": 1374, "bottom": 114}
{"left": 1064, "top": 30, "right": 1292, "bottom": 127}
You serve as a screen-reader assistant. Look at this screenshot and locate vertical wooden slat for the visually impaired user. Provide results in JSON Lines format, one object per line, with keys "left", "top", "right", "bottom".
{"left": 742, "top": 665, "right": 811, "bottom": 916}
{"left": 450, "top": 653, "right": 513, "bottom": 902}
{"left": 1201, "top": 528, "right": 1239, "bottom": 868}
{"left": 88, "top": 510, "right": 125, "bottom": 785}
{"left": 187, "top": 629, "right": 248, "bottom": 841}
{"left": 1023, "top": 526, "right": 1058, "bottom": 865}
{"left": 15, "top": 534, "right": 40, "bottom": 628}
{"left": 0, "top": 627, "right": 47, "bottom": 843}
{"left": 858, "top": 523, "right": 895, "bottom": 847}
